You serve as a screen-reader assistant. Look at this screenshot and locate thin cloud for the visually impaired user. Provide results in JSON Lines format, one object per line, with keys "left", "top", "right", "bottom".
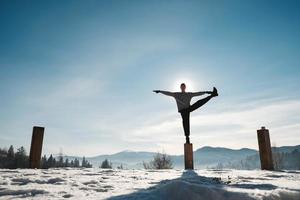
{"left": 122, "top": 99, "right": 300, "bottom": 154}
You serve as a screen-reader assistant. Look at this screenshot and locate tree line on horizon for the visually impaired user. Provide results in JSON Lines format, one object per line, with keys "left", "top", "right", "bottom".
{"left": 41, "top": 154, "right": 92, "bottom": 169}
{"left": 0, "top": 145, "right": 92, "bottom": 169}
{"left": 0, "top": 145, "right": 28, "bottom": 168}
{"left": 0, "top": 145, "right": 173, "bottom": 170}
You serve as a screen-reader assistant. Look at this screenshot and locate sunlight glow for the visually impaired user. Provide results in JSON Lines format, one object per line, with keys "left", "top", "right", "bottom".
{"left": 172, "top": 78, "right": 196, "bottom": 92}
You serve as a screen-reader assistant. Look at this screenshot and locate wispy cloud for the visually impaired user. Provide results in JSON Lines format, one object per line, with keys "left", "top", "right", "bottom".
{"left": 123, "top": 98, "right": 300, "bottom": 154}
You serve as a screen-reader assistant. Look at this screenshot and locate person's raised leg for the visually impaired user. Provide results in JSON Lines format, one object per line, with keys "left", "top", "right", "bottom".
{"left": 189, "top": 87, "right": 218, "bottom": 112}
{"left": 180, "top": 110, "right": 191, "bottom": 143}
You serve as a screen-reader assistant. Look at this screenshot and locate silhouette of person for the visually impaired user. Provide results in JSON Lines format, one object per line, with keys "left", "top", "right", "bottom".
{"left": 153, "top": 83, "right": 218, "bottom": 144}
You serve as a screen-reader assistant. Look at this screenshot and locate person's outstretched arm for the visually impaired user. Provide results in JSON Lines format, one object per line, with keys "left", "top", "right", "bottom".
{"left": 190, "top": 91, "right": 212, "bottom": 97}
{"left": 153, "top": 90, "right": 174, "bottom": 97}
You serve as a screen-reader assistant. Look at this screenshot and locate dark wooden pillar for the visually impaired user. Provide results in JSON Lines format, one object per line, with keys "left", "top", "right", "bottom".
{"left": 29, "top": 126, "right": 44, "bottom": 169}
{"left": 184, "top": 143, "right": 194, "bottom": 170}
{"left": 257, "top": 127, "right": 274, "bottom": 170}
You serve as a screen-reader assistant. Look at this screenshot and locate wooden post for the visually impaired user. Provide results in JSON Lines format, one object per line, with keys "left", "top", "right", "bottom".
{"left": 184, "top": 143, "right": 194, "bottom": 170}
{"left": 29, "top": 126, "right": 44, "bottom": 169}
{"left": 257, "top": 127, "right": 274, "bottom": 170}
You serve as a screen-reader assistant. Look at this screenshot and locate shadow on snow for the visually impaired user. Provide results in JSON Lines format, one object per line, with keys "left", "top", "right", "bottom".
{"left": 107, "top": 170, "right": 284, "bottom": 200}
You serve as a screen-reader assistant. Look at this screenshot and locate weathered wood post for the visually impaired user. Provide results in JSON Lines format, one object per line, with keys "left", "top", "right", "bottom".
{"left": 257, "top": 126, "right": 274, "bottom": 170}
{"left": 184, "top": 143, "right": 194, "bottom": 170}
{"left": 29, "top": 126, "right": 44, "bottom": 169}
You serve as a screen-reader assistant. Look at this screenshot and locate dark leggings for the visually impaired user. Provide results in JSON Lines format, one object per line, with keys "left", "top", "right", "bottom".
{"left": 179, "top": 95, "right": 212, "bottom": 136}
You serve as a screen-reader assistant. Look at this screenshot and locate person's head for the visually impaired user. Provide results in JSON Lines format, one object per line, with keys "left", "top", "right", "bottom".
{"left": 180, "top": 83, "right": 186, "bottom": 92}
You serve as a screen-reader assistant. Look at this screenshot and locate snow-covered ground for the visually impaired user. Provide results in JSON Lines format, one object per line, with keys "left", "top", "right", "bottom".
{"left": 0, "top": 168, "right": 299, "bottom": 200}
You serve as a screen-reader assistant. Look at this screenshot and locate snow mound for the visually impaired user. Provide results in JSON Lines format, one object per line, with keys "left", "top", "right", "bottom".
{"left": 109, "top": 170, "right": 300, "bottom": 200}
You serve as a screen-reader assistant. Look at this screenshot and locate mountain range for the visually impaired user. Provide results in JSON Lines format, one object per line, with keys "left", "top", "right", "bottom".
{"left": 63, "top": 145, "right": 300, "bottom": 169}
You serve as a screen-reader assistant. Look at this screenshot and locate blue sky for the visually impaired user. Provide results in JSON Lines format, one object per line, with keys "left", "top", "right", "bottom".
{"left": 0, "top": 0, "right": 300, "bottom": 156}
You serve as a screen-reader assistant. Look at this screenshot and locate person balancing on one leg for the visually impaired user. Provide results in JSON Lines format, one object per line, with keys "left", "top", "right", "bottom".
{"left": 153, "top": 83, "right": 218, "bottom": 144}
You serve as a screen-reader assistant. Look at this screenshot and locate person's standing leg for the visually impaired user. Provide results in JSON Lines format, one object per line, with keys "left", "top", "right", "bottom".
{"left": 180, "top": 109, "right": 190, "bottom": 143}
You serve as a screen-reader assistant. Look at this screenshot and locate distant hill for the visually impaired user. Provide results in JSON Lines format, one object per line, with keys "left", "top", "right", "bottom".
{"left": 272, "top": 145, "right": 300, "bottom": 153}
{"left": 194, "top": 146, "right": 257, "bottom": 167}
{"left": 230, "top": 145, "right": 300, "bottom": 170}
{"left": 171, "top": 146, "right": 257, "bottom": 169}
{"left": 88, "top": 150, "right": 157, "bottom": 168}
{"left": 62, "top": 145, "right": 300, "bottom": 169}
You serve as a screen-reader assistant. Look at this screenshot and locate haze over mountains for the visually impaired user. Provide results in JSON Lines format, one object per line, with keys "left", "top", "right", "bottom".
{"left": 63, "top": 145, "right": 300, "bottom": 169}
